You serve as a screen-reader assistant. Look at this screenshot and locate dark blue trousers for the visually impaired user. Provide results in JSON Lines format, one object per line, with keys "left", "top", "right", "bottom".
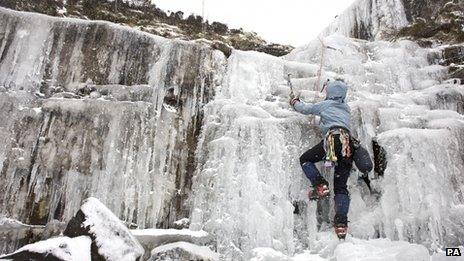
{"left": 299, "top": 137, "right": 352, "bottom": 224}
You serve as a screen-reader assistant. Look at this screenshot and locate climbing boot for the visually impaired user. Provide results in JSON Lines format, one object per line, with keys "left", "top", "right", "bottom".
{"left": 308, "top": 183, "right": 330, "bottom": 201}
{"left": 334, "top": 223, "right": 348, "bottom": 240}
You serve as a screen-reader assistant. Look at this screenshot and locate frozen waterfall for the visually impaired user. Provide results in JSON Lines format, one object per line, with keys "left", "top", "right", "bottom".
{"left": 0, "top": 7, "right": 226, "bottom": 253}
{"left": 1, "top": 2, "right": 463, "bottom": 261}
{"left": 189, "top": 35, "right": 464, "bottom": 259}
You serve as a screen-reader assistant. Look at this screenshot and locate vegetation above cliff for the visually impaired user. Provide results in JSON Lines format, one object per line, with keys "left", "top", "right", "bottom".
{"left": 0, "top": 0, "right": 294, "bottom": 57}
{"left": 397, "top": 0, "right": 464, "bottom": 45}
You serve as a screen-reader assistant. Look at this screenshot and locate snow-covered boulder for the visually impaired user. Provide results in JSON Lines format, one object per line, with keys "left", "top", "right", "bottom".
{"left": 172, "top": 218, "right": 190, "bottom": 229}
{"left": 130, "top": 228, "right": 210, "bottom": 253}
{"left": 63, "top": 197, "right": 144, "bottom": 261}
{"left": 0, "top": 236, "right": 91, "bottom": 261}
{"left": 148, "top": 242, "right": 218, "bottom": 261}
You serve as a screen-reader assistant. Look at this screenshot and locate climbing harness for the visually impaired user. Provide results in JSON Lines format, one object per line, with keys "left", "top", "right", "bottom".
{"left": 340, "top": 130, "right": 352, "bottom": 158}
{"left": 324, "top": 131, "right": 337, "bottom": 168}
{"left": 323, "top": 128, "right": 351, "bottom": 168}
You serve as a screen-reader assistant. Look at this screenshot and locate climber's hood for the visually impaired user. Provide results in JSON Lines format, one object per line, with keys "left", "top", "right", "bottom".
{"left": 326, "top": 81, "right": 348, "bottom": 102}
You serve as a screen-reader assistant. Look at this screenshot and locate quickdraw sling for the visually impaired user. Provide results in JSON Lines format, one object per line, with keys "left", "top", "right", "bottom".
{"left": 323, "top": 128, "right": 351, "bottom": 167}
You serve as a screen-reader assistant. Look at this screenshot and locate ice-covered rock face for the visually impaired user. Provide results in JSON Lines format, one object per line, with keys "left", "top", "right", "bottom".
{"left": 0, "top": 6, "right": 226, "bottom": 250}
{"left": 319, "top": 0, "right": 409, "bottom": 40}
{"left": 189, "top": 34, "right": 464, "bottom": 261}
{"left": 0, "top": 9, "right": 159, "bottom": 90}
{"left": 189, "top": 51, "right": 315, "bottom": 259}
{"left": 64, "top": 197, "right": 145, "bottom": 261}
{"left": 318, "top": 0, "right": 464, "bottom": 44}
{"left": 1, "top": 1, "right": 464, "bottom": 260}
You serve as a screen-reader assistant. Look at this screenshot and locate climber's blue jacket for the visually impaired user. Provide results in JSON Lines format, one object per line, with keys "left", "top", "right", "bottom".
{"left": 293, "top": 81, "right": 351, "bottom": 135}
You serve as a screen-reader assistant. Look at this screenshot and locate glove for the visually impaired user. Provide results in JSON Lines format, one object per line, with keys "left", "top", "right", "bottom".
{"left": 290, "top": 97, "right": 300, "bottom": 107}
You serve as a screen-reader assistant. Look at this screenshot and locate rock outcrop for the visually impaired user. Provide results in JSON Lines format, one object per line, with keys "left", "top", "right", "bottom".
{"left": 0, "top": 7, "right": 224, "bottom": 237}
{"left": 0, "top": 236, "right": 92, "bottom": 261}
{"left": 63, "top": 197, "right": 144, "bottom": 261}
{"left": 131, "top": 228, "right": 210, "bottom": 256}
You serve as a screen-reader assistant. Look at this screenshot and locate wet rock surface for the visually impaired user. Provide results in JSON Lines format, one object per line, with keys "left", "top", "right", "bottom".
{"left": 0, "top": 7, "right": 225, "bottom": 252}
{"left": 398, "top": 0, "right": 464, "bottom": 43}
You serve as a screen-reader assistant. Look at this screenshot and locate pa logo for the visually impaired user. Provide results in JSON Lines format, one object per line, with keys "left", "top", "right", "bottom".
{"left": 446, "top": 247, "right": 462, "bottom": 256}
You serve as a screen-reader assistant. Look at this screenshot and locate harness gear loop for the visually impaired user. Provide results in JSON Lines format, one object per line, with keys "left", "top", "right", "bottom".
{"left": 324, "top": 128, "right": 351, "bottom": 167}
{"left": 340, "top": 129, "right": 352, "bottom": 158}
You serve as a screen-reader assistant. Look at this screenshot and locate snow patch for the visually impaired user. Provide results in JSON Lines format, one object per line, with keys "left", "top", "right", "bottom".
{"left": 150, "top": 242, "right": 218, "bottom": 261}
{"left": 1, "top": 236, "right": 92, "bottom": 261}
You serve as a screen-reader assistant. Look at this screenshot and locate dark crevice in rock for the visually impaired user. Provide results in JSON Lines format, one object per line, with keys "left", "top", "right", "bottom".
{"left": 372, "top": 140, "right": 387, "bottom": 176}
{"left": 351, "top": 0, "right": 373, "bottom": 40}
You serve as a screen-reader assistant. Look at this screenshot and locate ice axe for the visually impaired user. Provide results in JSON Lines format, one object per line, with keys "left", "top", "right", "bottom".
{"left": 287, "top": 73, "right": 295, "bottom": 98}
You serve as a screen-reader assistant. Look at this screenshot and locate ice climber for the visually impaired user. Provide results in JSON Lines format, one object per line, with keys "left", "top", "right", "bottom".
{"left": 289, "top": 80, "right": 373, "bottom": 239}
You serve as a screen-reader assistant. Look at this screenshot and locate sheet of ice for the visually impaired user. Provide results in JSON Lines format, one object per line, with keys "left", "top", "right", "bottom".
{"left": 0, "top": 236, "right": 92, "bottom": 261}
{"left": 314, "top": 0, "right": 408, "bottom": 41}
{"left": 190, "top": 50, "right": 323, "bottom": 260}
{"left": 190, "top": 29, "right": 464, "bottom": 260}
{"left": 287, "top": 35, "right": 447, "bottom": 94}
{"left": 375, "top": 128, "right": 464, "bottom": 248}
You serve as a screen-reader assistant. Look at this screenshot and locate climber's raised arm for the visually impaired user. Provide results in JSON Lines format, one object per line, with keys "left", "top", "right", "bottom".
{"left": 290, "top": 98, "right": 324, "bottom": 116}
